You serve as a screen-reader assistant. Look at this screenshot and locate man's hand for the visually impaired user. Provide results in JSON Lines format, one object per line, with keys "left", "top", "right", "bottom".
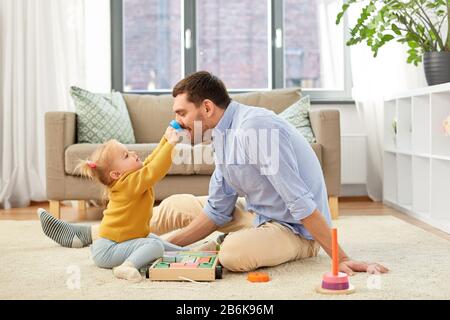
{"left": 339, "top": 259, "right": 389, "bottom": 276}
{"left": 167, "top": 212, "right": 218, "bottom": 247}
{"left": 301, "top": 210, "right": 389, "bottom": 276}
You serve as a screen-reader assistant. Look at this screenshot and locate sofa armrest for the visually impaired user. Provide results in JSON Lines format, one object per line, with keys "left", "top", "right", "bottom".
{"left": 309, "top": 110, "right": 341, "bottom": 197}
{"left": 45, "top": 112, "right": 77, "bottom": 199}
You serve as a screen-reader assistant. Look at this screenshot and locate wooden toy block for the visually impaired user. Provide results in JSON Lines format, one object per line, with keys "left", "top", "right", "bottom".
{"left": 170, "top": 262, "right": 185, "bottom": 268}
{"left": 186, "top": 256, "right": 197, "bottom": 263}
{"left": 179, "top": 256, "right": 189, "bottom": 263}
{"left": 155, "top": 262, "right": 170, "bottom": 268}
{"left": 198, "top": 257, "right": 211, "bottom": 264}
{"left": 180, "top": 256, "right": 197, "bottom": 263}
{"left": 184, "top": 262, "right": 200, "bottom": 268}
{"left": 149, "top": 251, "right": 220, "bottom": 281}
{"left": 199, "top": 262, "right": 213, "bottom": 268}
{"left": 162, "top": 255, "right": 176, "bottom": 263}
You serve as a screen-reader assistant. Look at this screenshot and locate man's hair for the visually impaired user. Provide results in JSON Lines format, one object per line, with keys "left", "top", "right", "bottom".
{"left": 172, "top": 71, "right": 231, "bottom": 109}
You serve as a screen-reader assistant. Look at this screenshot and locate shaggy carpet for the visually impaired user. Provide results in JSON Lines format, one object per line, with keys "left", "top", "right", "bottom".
{"left": 1, "top": 216, "right": 449, "bottom": 300}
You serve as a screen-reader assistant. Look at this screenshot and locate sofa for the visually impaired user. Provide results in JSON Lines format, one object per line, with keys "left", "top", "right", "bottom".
{"left": 45, "top": 88, "right": 341, "bottom": 220}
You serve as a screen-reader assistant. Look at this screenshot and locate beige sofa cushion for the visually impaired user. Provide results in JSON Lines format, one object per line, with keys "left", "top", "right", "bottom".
{"left": 310, "top": 143, "right": 322, "bottom": 166}
{"left": 65, "top": 141, "right": 322, "bottom": 177}
{"left": 192, "top": 143, "right": 215, "bottom": 175}
{"left": 123, "top": 94, "right": 175, "bottom": 143}
{"left": 231, "top": 87, "right": 301, "bottom": 114}
{"left": 123, "top": 87, "right": 302, "bottom": 144}
{"left": 65, "top": 143, "right": 195, "bottom": 176}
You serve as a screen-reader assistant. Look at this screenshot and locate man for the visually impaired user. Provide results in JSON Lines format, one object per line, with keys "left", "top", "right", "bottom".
{"left": 39, "top": 71, "right": 388, "bottom": 275}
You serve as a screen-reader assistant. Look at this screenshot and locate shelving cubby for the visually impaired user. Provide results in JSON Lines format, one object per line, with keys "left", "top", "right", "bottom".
{"left": 397, "top": 98, "right": 412, "bottom": 153}
{"left": 412, "top": 156, "right": 430, "bottom": 218}
{"left": 412, "top": 95, "right": 430, "bottom": 155}
{"left": 384, "top": 100, "right": 397, "bottom": 151}
{"left": 396, "top": 154, "right": 412, "bottom": 210}
{"left": 430, "top": 159, "right": 450, "bottom": 220}
{"left": 383, "top": 83, "right": 450, "bottom": 234}
{"left": 431, "top": 91, "right": 450, "bottom": 158}
{"left": 383, "top": 151, "right": 397, "bottom": 204}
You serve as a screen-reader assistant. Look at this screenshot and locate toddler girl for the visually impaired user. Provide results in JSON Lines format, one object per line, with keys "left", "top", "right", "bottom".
{"left": 76, "top": 126, "right": 185, "bottom": 282}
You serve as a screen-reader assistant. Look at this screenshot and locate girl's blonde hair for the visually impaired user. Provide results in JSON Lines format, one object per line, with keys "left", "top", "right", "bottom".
{"left": 75, "top": 139, "right": 119, "bottom": 187}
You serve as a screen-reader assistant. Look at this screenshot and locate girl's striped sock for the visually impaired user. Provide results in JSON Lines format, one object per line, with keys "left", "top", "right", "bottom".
{"left": 37, "top": 208, "right": 92, "bottom": 248}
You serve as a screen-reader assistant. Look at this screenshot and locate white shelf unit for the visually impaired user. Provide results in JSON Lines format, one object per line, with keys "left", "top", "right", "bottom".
{"left": 412, "top": 156, "right": 430, "bottom": 218}
{"left": 397, "top": 98, "right": 412, "bottom": 153}
{"left": 383, "top": 83, "right": 450, "bottom": 234}
{"left": 431, "top": 91, "right": 450, "bottom": 158}
{"left": 384, "top": 99, "right": 397, "bottom": 151}
{"left": 412, "top": 95, "right": 430, "bottom": 155}
{"left": 397, "top": 154, "right": 412, "bottom": 208}
{"left": 383, "top": 151, "right": 397, "bottom": 204}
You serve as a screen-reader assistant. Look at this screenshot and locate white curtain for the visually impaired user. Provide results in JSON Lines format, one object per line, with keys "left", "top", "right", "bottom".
{"left": 0, "top": 0, "right": 110, "bottom": 209}
{"left": 317, "top": 0, "right": 344, "bottom": 90}
{"left": 348, "top": 4, "right": 427, "bottom": 201}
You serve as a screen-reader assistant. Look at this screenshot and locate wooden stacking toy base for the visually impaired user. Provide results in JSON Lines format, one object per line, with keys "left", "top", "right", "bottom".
{"left": 316, "top": 272, "right": 355, "bottom": 295}
{"left": 316, "top": 284, "right": 355, "bottom": 295}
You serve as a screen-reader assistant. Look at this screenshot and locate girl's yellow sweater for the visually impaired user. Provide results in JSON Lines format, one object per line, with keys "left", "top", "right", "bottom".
{"left": 99, "top": 137, "right": 174, "bottom": 243}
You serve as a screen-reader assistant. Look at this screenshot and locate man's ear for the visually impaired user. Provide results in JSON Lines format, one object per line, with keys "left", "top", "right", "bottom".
{"left": 203, "top": 99, "right": 215, "bottom": 118}
{"left": 109, "top": 170, "right": 121, "bottom": 180}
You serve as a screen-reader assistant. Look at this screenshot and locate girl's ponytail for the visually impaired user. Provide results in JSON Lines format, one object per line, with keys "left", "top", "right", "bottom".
{"left": 76, "top": 160, "right": 97, "bottom": 180}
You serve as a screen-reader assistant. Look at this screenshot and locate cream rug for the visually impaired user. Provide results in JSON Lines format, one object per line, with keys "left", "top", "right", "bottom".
{"left": 1, "top": 216, "right": 449, "bottom": 300}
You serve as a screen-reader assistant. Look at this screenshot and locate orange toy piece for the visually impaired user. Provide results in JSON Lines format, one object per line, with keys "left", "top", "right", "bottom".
{"left": 247, "top": 272, "right": 270, "bottom": 283}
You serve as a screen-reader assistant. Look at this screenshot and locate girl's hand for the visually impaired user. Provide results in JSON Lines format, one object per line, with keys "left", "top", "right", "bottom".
{"left": 165, "top": 126, "right": 180, "bottom": 145}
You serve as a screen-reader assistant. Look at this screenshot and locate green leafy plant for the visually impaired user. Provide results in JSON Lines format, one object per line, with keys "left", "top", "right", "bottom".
{"left": 336, "top": 0, "right": 450, "bottom": 65}
{"left": 392, "top": 119, "right": 397, "bottom": 135}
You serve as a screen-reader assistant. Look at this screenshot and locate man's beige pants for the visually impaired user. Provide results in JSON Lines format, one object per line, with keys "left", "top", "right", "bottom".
{"left": 93, "top": 194, "right": 320, "bottom": 272}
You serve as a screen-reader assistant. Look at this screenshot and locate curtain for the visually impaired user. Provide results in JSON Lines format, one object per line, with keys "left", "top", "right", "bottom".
{"left": 348, "top": 4, "right": 427, "bottom": 201}
{"left": 317, "top": 0, "right": 344, "bottom": 90}
{"left": 0, "top": 0, "right": 110, "bottom": 209}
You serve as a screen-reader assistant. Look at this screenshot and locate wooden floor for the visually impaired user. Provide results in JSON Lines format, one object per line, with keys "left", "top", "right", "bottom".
{"left": 1, "top": 197, "right": 449, "bottom": 241}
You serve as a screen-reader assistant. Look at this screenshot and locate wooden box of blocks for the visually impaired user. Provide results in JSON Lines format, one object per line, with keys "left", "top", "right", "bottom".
{"left": 145, "top": 251, "right": 222, "bottom": 282}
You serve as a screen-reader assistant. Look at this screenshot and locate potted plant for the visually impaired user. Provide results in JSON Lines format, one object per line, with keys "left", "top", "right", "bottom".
{"left": 391, "top": 118, "right": 398, "bottom": 146}
{"left": 336, "top": 0, "right": 450, "bottom": 86}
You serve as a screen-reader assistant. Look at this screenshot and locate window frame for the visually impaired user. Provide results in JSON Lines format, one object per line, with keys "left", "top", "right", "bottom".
{"left": 111, "top": 0, "right": 353, "bottom": 103}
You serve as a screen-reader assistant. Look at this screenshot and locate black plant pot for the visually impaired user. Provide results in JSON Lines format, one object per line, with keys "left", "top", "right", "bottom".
{"left": 423, "top": 51, "right": 450, "bottom": 86}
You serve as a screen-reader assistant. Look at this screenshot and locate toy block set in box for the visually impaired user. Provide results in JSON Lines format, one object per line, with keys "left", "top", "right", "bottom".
{"left": 141, "top": 251, "right": 222, "bottom": 282}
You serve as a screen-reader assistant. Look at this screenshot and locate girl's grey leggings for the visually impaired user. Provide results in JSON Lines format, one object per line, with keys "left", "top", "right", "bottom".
{"left": 91, "top": 233, "right": 188, "bottom": 269}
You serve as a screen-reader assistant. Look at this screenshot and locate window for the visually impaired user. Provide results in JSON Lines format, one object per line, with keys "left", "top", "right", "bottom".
{"left": 112, "top": 0, "right": 352, "bottom": 101}
{"left": 123, "top": 0, "right": 182, "bottom": 91}
{"left": 284, "top": 0, "right": 344, "bottom": 90}
{"left": 196, "top": 0, "right": 269, "bottom": 90}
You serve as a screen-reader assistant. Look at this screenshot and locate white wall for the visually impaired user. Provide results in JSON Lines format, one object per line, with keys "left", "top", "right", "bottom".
{"left": 85, "top": 0, "right": 111, "bottom": 92}
{"left": 313, "top": 103, "right": 368, "bottom": 196}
